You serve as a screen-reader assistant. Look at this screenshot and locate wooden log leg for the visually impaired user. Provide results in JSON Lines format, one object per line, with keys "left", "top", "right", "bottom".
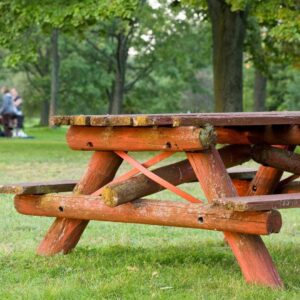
{"left": 187, "top": 147, "right": 283, "bottom": 288}
{"left": 37, "top": 151, "right": 123, "bottom": 256}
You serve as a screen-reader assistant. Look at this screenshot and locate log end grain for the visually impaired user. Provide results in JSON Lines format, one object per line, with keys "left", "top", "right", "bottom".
{"left": 199, "top": 124, "right": 217, "bottom": 148}
{"left": 102, "top": 187, "right": 119, "bottom": 207}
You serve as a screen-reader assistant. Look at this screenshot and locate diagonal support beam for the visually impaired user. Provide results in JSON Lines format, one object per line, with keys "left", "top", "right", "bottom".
{"left": 36, "top": 151, "right": 123, "bottom": 256}
{"left": 187, "top": 147, "right": 283, "bottom": 288}
{"left": 92, "top": 151, "right": 174, "bottom": 196}
{"left": 115, "top": 151, "right": 202, "bottom": 204}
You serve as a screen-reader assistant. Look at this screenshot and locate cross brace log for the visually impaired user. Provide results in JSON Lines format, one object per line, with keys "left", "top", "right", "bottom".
{"left": 66, "top": 125, "right": 216, "bottom": 152}
{"left": 251, "top": 145, "right": 300, "bottom": 174}
{"left": 276, "top": 181, "right": 300, "bottom": 194}
{"left": 102, "top": 145, "right": 252, "bottom": 207}
{"left": 216, "top": 125, "right": 300, "bottom": 145}
{"left": 14, "top": 195, "right": 281, "bottom": 235}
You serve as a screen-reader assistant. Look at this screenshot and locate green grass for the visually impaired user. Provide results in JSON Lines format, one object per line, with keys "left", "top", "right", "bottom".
{"left": 0, "top": 128, "right": 299, "bottom": 299}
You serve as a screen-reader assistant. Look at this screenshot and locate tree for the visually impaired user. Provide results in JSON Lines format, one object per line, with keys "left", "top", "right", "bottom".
{"left": 184, "top": 0, "right": 300, "bottom": 112}
{"left": 207, "top": 0, "right": 247, "bottom": 112}
{"left": 245, "top": 1, "right": 300, "bottom": 111}
{"left": 0, "top": 0, "right": 140, "bottom": 120}
{"left": 50, "top": 28, "right": 60, "bottom": 120}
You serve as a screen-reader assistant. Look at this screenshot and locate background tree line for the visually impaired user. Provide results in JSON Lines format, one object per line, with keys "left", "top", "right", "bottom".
{"left": 0, "top": 0, "right": 299, "bottom": 125}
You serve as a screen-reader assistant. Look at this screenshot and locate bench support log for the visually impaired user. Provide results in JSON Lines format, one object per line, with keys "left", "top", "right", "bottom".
{"left": 36, "top": 151, "right": 122, "bottom": 255}
{"left": 216, "top": 125, "right": 300, "bottom": 145}
{"left": 14, "top": 195, "right": 281, "bottom": 235}
{"left": 276, "top": 181, "right": 300, "bottom": 194}
{"left": 66, "top": 125, "right": 216, "bottom": 152}
{"left": 251, "top": 145, "right": 300, "bottom": 175}
{"left": 187, "top": 147, "right": 283, "bottom": 288}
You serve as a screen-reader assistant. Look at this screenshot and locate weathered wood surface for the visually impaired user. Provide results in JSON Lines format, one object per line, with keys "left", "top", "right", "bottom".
{"left": 102, "top": 145, "right": 252, "bottom": 207}
{"left": 216, "top": 125, "right": 300, "bottom": 145}
{"left": 36, "top": 151, "right": 122, "bottom": 256}
{"left": 0, "top": 180, "right": 77, "bottom": 195}
{"left": 276, "top": 181, "right": 300, "bottom": 194}
{"left": 64, "top": 124, "right": 300, "bottom": 147}
{"left": 187, "top": 147, "right": 283, "bottom": 288}
{"left": 66, "top": 125, "right": 216, "bottom": 151}
{"left": 14, "top": 195, "right": 281, "bottom": 235}
{"left": 277, "top": 174, "right": 299, "bottom": 189}
{"left": 51, "top": 112, "right": 300, "bottom": 127}
{"left": 251, "top": 145, "right": 300, "bottom": 174}
{"left": 214, "top": 193, "right": 300, "bottom": 211}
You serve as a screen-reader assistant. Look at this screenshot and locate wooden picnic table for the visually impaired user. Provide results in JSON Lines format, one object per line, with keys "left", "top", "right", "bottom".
{"left": 1, "top": 112, "right": 300, "bottom": 289}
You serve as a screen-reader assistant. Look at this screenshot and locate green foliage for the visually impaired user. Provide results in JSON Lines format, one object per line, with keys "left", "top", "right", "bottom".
{"left": 0, "top": 0, "right": 140, "bottom": 65}
{"left": 267, "top": 65, "right": 300, "bottom": 111}
{"left": 1, "top": 0, "right": 213, "bottom": 117}
{"left": 123, "top": 2, "right": 212, "bottom": 113}
{"left": 243, "top": 64, "right": 300, "bottom": 112}
{"left": 1, "top": 0, "right": 299, "bottom": 116}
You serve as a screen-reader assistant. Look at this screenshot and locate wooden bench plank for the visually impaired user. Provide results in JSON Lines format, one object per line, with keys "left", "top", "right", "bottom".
{"left": 215, "top": 193, "right": 300, "bottom": 211}
{"left": 51, "top": 112, "right": 300, "bottom": 127}
{"left": 0, "top": 168, "right": 255, "bottom": 196}
{"left": 0, "top": 180, "right": 77, "bottom": 195}
{"left": 227, "top": 167, "right": 256, "bottom": 180}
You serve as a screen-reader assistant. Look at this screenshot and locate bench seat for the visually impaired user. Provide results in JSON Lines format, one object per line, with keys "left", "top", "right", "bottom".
{"left": 0, "top": 180, "right": 77, "bottom": 195}
{"left": 214, "top": 191, "right": 300, "bottom": 211}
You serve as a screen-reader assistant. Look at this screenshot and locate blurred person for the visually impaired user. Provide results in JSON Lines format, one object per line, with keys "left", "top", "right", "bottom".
{"left": 0, "top": 86, "right": 17, "bottom": 137}
{"left": 11, "top": 87, "right": 27, "bottom": 137}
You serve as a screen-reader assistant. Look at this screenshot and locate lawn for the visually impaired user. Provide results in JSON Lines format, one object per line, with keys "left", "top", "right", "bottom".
{"left": 0, "top": 127, "right": 299, "bottom": 299}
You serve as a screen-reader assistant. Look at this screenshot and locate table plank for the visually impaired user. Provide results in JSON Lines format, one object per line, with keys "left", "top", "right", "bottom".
{"left": 51, "top": 112, "right": 300, "bottom": 127}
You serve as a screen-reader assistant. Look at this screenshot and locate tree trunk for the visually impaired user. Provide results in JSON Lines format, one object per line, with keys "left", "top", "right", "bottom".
{"left": 207, "top": 0, "right": 247, "bottom": 112}
{"left": 108, "top": 32, "right": 128, "bottom": 114}
{"left": 49, "top": 28, "right": 60, "bottom": 124}
{"left": 40, "top": 99, "right": 49, "bottom": 126}
{"left": 253, "top": 69, "right": 267, "bottom": 111}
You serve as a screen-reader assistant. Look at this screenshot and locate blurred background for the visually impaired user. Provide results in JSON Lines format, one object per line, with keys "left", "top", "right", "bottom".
{"left": 0, "top": 0, "right": 299, "bottom": 126}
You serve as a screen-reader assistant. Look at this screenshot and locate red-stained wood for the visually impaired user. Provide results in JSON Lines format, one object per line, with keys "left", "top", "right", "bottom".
{"left": 14, "top": 195, "right": 281, "bottom": 235}
{"left": 276, "top": 181, "right": 300, "bottom": 194}
{"left": 277, "top": 174, "right": 299, "bottom": 189}
{"left": 247, "top": 166, "right": 284, "bottom": 196}
{"left": 246, "top": 145, "right": 294, "bottom": 197}
{"left": 251, "top": 145, "right": 300, "bottom": 174}
{"left": 216, "top": 125, "right": 300, "bottom": 145}
{"left": 36, "top": 151, "right": 123, "bottom": 256}
{"left": 215, "top": 193, "right": 300, "bottom": 211}
{"left": 232, "top": 179, "right": 251, "bottom": 196}
{"left": 114, "top": 150, "right": 202, "bottom": 204}
{"left": 0, "top": 180, "right": 77, "bottom": 195}
{"left": 93, "top": 151, "right": 174, "bottom": 195}
{"left": 66, "top": 125, "right": 216, "bottom": 152}
{"left": 102, "top": 145, "right": 252, "bottom": 207}
{"left": 187, "top": 147, "right": 283, "bottom": 288}
{"left": 51, "top": 112, "right": 300, "bottom": 127}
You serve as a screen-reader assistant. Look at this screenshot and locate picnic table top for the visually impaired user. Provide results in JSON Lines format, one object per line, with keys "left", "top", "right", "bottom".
{"left": 51, "top": 112, "right": 300, "bottom": 127}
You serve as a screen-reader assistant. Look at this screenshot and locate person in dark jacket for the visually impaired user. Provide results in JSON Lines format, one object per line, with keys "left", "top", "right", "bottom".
{"left": 0, "top": 86, "right": 17, "bottom": 137}
{"left": 0, "top": 86, "right": 16, "bottom": 115}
